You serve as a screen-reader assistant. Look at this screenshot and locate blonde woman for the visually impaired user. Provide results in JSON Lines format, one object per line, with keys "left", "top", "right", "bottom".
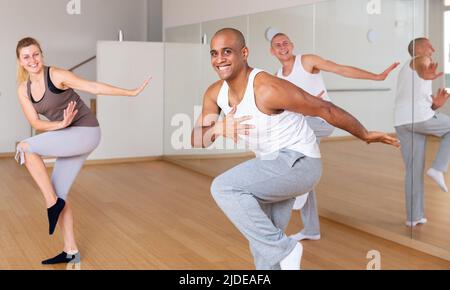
{"left": 15, "top": 37, "right": 150, "bottom": 265}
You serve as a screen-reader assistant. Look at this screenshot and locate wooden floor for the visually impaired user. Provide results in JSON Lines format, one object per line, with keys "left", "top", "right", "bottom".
{"left": 0, "top": 157, "right": 449, "bottom": 269}
{"left": 171, "top": 138, "right": 450, "bottom": 256}
{"left": 167, "top": 138, "right": 450, "bottom": 260}
{"left": 320, "top": 138, "right": 450, "bottom": 252}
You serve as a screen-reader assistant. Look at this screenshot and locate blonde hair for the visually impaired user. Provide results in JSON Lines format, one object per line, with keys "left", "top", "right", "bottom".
{"left": 16, "top": 37, "right": 43, "bottom": 84}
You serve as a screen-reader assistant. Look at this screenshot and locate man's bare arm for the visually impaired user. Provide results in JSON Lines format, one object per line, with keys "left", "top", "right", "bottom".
{"left": 191, "top": 81, "right": 254, "bottom": 148}
{"left": 255, "top": 73, "right": 400, "bottom": 147}
{"left": 191, "top": 82, "right": 222, "bottom": 148}
{"left": 303, "top": 54, "right": 399, "bottom": 81}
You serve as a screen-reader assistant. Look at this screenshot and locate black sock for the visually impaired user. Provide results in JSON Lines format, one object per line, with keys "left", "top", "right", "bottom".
{"left": 47, "top": 198, "right": 65, "bottom": 235}
{"left": 41, "top": 251, "right": 79, "bottom": 265}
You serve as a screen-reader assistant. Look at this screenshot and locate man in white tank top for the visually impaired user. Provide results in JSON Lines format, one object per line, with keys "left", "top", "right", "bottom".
{"left": 192, "top": 28, "right": 399, "bottom": 270}
{"left": 270, "top": 33, "right": 399, "bottom": 242}
{"left": 394, "top": 38, "right": 450, "bottom": 227}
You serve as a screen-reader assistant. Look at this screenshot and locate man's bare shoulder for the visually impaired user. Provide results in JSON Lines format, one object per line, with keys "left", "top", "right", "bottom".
{"left": 253, "top": 71, "right": 293, "bottom": 112}
{"left": 204, "top": 79, "right": 224, "bottom": 101}
{"left": 254, "top": 71, "right": 286, "bottom": 95}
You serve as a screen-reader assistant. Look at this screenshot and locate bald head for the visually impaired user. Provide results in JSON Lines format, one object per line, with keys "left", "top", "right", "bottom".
{"left": 408, "top": 37, "right": 430, "bottom": 57}
{"left": 270, "top": 33, "right": 294, "bottom": 62}
{"left": 271, "top": 33, "right": 290, "bottom": 46}
{"left": 212, "top": 28, "right": 246, "bottom": 48}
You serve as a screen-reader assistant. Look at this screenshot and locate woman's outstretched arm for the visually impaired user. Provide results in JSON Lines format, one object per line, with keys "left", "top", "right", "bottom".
{"left": 51, "top": 67, "right": 151, "bottom": 97}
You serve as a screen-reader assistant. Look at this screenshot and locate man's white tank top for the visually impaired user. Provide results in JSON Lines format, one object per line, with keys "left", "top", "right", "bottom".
{"left": 216, "top": 68, "right": 321, "bottom": 158}
{"left": 394, "top": 60, "right": 434, "bottom": 126}
{"left": 276, "top": 55, "right": 331, "bottom": 102}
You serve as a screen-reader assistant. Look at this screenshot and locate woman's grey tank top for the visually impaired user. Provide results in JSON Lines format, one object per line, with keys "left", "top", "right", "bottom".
{"left": 27, "top": 66, "right": 99, "bottom": 127}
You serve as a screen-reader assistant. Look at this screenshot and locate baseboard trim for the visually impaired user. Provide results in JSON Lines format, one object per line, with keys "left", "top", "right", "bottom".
{"left": 163, "top": 152, "right": 254, "bottom": 160}
{"left": 41, "top": 156, "right": 163, "bottom": 167}
{"left": 84, "top": 156, "right": 163, "bottom": 166}
{"left": 0, "top": 152, "right": 14, "bottom": 158}
{"left": 162, "top": 157, "right": 217, "bottom": 177}
{"left": 322, "top": 135, "right": 358, "bottom": 142}
{"left": 321, "top": 133, "right": 398, "bottom": 142}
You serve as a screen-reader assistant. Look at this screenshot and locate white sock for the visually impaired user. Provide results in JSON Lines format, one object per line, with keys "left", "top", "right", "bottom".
{"left": 427, "top": 168, "right": 448, "bottom": 192}
{"left": 289, "top": 231, "right": 321, "bottom": 241}
{"left": 66, "top": 250, "right": 79, "bottom": 255}
{"left": 280, "top": 243, "right": 303, "bottom": 270}
{"left": 405, "top": 218, "right": 427, "bottom": 227}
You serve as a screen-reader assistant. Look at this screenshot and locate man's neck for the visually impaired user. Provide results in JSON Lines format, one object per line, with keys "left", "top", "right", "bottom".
{"left": 280, "top": 55, "right": 296, "bottom": 75}
{"left": 226, "top": 65, "right": 253, "bottom": 102}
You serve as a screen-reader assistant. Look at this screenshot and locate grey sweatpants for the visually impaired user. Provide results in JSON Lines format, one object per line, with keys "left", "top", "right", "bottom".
{"left": 15, "top": 126, "right": 101, "bottom": 200}
{"left": 210, "top": 149, "right": 322, "bottom": 270}
{"left": 395, "top": 113, "right": 450, "bottom": 222}
{"left": 298, "top": 117, "right": 335, "bottom": 236}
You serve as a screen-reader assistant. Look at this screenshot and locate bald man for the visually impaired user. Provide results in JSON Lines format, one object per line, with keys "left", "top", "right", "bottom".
{"left": 270, "top": 33, "right": 399, "bottom": 242}
{"left": 395, "top": 37, "right": 450, "bottom": 227}
{"left": 191, "top": 28, "right": 399, "bottom": 270}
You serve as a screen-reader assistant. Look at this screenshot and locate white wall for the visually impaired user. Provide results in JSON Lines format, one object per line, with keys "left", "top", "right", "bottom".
{"left": 316, "top": 0, "right": 424, "bottom": 136}
{"left": 92, "top": 41, "right": 164, "bottom": 160}
{"left": 148, "top": 0, "right": 163, "bottom": 41}
{"left": 164, "top": 43, "right": 248, "bottom": 156}
{"left": 163, "top": 0, "right": 425, "bottom": 142}
{"left": 163, "top": 0, "right": 326, "bottom": 28}
{"left": 0, "top": 0, "right": 148, "bottom": 153}
{"left": 248, "top": 5, "right": 315, "bottom": 72}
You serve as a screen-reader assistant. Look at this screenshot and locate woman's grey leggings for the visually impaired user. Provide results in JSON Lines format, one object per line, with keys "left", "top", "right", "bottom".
{"left": 15, "top": 126, "right": 101, "bottom": 200}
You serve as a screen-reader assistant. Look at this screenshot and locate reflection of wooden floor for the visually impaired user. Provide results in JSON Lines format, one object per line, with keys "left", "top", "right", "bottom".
{"left": 165, "top": 138, "right": 450, "bottom": 260}
{"left": 1, "top": 158, "right": 449, "bottom": 269}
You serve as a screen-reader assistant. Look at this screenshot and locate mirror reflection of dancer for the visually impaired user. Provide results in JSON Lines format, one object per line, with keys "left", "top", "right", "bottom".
{"left": 192, "top": 28, "right": 399, "bottom": 270}
{"left": 270, "top": 33, "right": 399, "bottom": 241}
{"left": 395, "top": 38, "right": 450, "bottom": 227}
{"left": 15, "top": 37, "right": 150, "bottom": 265}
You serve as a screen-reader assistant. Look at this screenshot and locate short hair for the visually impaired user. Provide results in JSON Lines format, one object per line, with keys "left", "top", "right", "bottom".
{"left": 213, "top": 28, "right": 246, "bottom": 48}
{"left": 408, "top": 37, "right": 428, "bottom": 57}
{"left": 270, "top": 32, "right": 290, "bottom": 44}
